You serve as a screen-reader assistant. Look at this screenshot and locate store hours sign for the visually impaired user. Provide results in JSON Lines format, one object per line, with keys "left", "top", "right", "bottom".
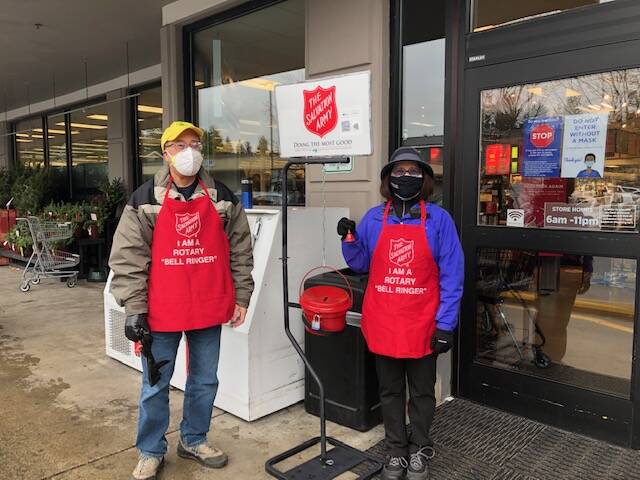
{"left": 275, "top": 71, "right": 372, "bottom": 158}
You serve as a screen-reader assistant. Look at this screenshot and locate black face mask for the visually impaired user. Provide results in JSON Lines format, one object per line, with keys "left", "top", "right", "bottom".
{"left": 390, "top": 176, "right": 422, "bottom": 201}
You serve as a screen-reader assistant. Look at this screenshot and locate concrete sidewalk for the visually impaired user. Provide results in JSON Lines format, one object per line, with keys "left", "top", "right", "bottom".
{"left": 0, "top": 266, "right": 383, "bottom": 480}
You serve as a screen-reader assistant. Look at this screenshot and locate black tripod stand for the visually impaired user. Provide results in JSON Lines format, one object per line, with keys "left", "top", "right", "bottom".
{"left": 265, "top": 158, "right": 383, "bottom": 480}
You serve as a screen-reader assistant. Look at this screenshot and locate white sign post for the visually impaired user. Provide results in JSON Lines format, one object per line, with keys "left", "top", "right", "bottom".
{"left": 275, "top": 71, "right": 372, "bottom": 158}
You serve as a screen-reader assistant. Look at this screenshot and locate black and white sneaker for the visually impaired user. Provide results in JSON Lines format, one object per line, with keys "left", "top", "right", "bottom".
{"left": 406, "top": 446, "right": 434, "bottom": 480}
{"left": 381, "top": 455, "right": 408, "bottom": 480}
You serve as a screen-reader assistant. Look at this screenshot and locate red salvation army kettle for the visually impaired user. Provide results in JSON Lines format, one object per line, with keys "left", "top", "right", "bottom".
{"left": 299, "top": 266, "right": 353, "bottom": 336}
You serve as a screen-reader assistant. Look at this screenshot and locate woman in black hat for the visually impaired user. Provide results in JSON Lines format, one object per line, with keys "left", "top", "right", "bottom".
{"left": 337, "top": 147, "right": 464, "bottom": 480}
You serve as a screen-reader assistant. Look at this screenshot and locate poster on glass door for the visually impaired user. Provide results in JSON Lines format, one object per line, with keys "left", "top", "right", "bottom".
{"left": 561, "top": 113, "right": 608, "bottom": 178}
{"left": 522, "top": 116, "right": 563, "bottom": 177}
{"left": 275, "top": 71, "right": 372, "bottom": 158}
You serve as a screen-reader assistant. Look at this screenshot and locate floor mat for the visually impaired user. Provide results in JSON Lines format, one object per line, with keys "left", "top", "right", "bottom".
{"left": 361, "top": 398, "right": 640, "bottom": 480}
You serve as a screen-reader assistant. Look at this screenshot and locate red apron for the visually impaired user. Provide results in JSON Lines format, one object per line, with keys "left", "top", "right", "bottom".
{"left": 361, "top": 201, "right": 440, "bottom": 358}
{"left": 147, "top": 178, "right": 235, "bottom": 332}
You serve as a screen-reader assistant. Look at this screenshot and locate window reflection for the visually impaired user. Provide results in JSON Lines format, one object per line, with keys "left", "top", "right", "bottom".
{"left": 197, "top": 69, "right": 305, "bottom": 205}
{"left": 48, "top": 113, "right": 69, "bottom": 201}
{"left": 70, "top": 106, "right": 108, "bottom": 199}
{"left": 14, "top": 117, "right": 45, "bottom": 168}
{"left": 402, "top": 39, "right": 445, "bottom": 141}
{"left": 399, "top": 0, "right": 446, "bottom": 206}
{"left": 479, "top": 68, "right": 640, "bottom": 232}
{"left": 137, "top": 85, "right": 163, "bottom": 183}
{"left": 191, "top": 0, "right": 305, "bottom": 205}
{"left": 400, "top": 0, "right": 445, "bottom": 142}
{"left": 476, "top": 248, "right": 635, "bottom": 398}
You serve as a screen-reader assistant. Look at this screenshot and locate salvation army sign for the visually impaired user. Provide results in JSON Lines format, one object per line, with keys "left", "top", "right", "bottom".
{"left": 275, "top": 71, "right": 372, "bottom": 158}
{"left": 303, "top": 86, "right": 337, "bottom": 138}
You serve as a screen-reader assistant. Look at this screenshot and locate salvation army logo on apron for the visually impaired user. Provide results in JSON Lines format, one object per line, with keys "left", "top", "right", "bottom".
{"left": 175, "top": 212, "right": 201, "bottom": 238}
{"left": 389, "top": 238, "right": 414, "bottom": 267}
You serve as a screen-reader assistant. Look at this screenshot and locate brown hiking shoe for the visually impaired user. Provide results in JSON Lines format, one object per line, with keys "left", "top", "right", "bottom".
{"left": 177, "top": 439, "right": 228, "bottom": 468}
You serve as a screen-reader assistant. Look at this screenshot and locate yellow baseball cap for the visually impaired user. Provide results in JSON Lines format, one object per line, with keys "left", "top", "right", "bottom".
{"left": 161, "top": 121, "right": 205, "bottom": 150}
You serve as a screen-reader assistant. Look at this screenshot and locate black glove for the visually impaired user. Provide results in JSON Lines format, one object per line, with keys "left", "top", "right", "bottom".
{"left": 125, "top": 313, "right": 149, "bottom": 342}
{"left": 337, "top": 217, "right": 356, "bottom": 239}
{"left": 431, "top": 329, "right": 454, "bottom": 355}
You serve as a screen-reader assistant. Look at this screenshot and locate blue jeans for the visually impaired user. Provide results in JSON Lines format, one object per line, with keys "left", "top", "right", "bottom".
{"left": 136, "top": 326, "right": 222, "bottom": 458}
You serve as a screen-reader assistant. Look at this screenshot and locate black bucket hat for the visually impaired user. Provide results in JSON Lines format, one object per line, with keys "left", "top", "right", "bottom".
{"left": 380, "top": 146, "right": 435, "bottom": 180}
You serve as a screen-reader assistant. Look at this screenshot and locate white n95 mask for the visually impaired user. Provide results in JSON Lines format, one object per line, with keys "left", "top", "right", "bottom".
{"left": 171, "top": 147, "right": 203, "bottom": 176}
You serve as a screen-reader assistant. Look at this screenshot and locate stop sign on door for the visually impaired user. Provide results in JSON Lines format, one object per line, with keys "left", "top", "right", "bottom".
{"left": 522, "top": 116, "right": 562, "bottom": 177}
{"left": 530, "top": 124, "right": 555, "bottom": 148}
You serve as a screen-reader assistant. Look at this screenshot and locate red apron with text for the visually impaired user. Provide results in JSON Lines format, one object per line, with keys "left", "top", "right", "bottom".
{"left": 147, "top": 178, "right": 235, "bottom": 332}
{"left": 361, "top": 201, "right": 440, "bottom": 358}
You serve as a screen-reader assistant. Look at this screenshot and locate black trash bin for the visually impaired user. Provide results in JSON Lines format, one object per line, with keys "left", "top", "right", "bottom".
{"left": 303, "top": 268, "right": 382, "bottom": 432}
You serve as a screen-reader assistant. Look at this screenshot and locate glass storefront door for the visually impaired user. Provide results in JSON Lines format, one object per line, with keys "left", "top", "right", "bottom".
{"left": 457, "top": 39, "right": 640, "bottom": 447}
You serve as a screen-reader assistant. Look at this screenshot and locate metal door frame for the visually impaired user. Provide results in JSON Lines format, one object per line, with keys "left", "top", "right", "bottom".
{"left": 455, "top": 36, "right": 640, "bottom": 448}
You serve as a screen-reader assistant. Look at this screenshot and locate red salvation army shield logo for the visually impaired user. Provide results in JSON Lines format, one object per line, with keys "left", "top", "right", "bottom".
{"left": 389, "top": 238, "right": 414, "bottom": 267}
{"left": 175, "top": 212, "right": 201, "bottom": 238}
{"left": 530, "top": 124, "right": 554, "bottom": 148}
{"left": 303, "top": 85, "right": 338, "bottom": 138}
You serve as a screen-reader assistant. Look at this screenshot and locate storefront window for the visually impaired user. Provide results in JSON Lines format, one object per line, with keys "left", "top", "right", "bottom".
{"left": 190, "top": 0, "right": 305, "bottom": 205}
{"left": 475, "top": 248, "right": 635, "bottom": 398}
{"left": 69, "top": 105, "right": 109, "bottom": 199}
{"left": 136, "top": 85, "right": 163, "bottom": 183}
{"left": 401, "top": 0, "right": 445, "bottom": 142}
{"left": 402, "top": 40, "right": 445, "bottom": 142}
{"left": 472, "top": 0, "right": 617, "bottom": 32}
{"left": 48, "top": 113, "right": 69, "bottom": 200}
{"left": 14, "top": 117, "right": 45, "bottom": 168}
{"left": 398, "top": 0, "right": 445, "bottom": 205}
{"left": 478, "top": 68, "right": 640, "bottom": 232}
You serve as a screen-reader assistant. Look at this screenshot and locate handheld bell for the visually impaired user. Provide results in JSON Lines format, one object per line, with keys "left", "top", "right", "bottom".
{"left": 344, "top": 230, "right": 355, "bottom": 243}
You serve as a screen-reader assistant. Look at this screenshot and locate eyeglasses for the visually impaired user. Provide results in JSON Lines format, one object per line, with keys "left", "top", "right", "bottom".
{"left": 165, "top": 141, "right": 203, "bottom": 151}
{"left": 391, "top": 168, "right": 423, "bottom": 178}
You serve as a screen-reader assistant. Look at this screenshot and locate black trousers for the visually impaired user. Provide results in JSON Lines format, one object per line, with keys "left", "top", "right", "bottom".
{"left": 375, "top": 353, "right": 437, "bottom": 457}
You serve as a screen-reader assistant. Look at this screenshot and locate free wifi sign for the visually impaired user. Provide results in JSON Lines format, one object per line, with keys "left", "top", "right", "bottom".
{"left": 507, "top": 209, "right": 525, "bottom": 227}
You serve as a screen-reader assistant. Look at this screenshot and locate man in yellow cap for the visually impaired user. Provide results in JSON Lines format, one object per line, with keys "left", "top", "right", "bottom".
{"left": 109, "top": 121, "right": 254, "bottom": 480}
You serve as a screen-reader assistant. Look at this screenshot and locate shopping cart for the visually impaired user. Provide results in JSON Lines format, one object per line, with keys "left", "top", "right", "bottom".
{"left": 17, "top": 216, "right": 80, "bottom": 292}
{"left": 476, "top": 249, "right": 550, "bottom": 369}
